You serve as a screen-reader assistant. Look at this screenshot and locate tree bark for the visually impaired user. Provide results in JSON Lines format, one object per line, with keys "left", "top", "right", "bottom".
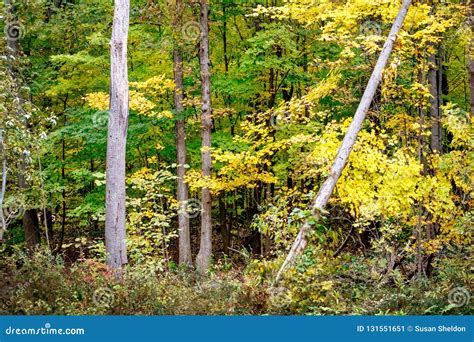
{"left": 0, "top": 131, "right": 7, "bottom": 240}
{"left": 219, "top": 195, "right": 230, "bottom": 253}
{"left": 196, "top": 0, "right": 213, "bottom": 274}
{"left": 222, "top": 3, "right": 229, "bottom": 73}
{"left": 275, "top": 0, "right": 413, "bottom": 283}
{"left": 429, "top": 52, "right": 442, "bottom": 152}
{"left": 173, "top": 0, "right": 192, "bottom": 267}
{"left": 4, "top": 0, "right": 41, "bottom": 252}
{"left": 105, "top": 0, "right": 130, "bottom": 274}
{"left": 59, "top": 109, "right": 67, "bottom": 253}
{"left": 469, "top": 1, "right": 474, "bottom": 117}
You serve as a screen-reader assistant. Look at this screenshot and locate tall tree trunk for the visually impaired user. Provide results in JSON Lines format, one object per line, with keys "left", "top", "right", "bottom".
{"left": 105, "top": 0, "right": 130, "bottom": 274}
{"left": 4, "top": 0, "right": 41, "bottom": 252}
{"left": 429, "top": 52, "right": 442, "bottom": 152}
{"left": 469, "top": 1, "right": 474, "bottom": 117}
{"left": 275, "top": 0, "right": 413, "bottom": 283}
{"left": 173, "top": 0, "right": 192, "bottom": 266}
{"left": 196, "top": 0, "right": 213, "bottom": 274}
{"left": 263, "top": 183, "right": 273, "bottom": 256}
{"left": 222, "top": 2, "right": 229, "bottom": 74}
{"left": 219, "top": 195, "right": 230, "bottom": 253}
{"left": 0, "top": 131, "right": 7, "bottom": 240}
{"left": 470, "top": 56, "right": 474, "bottom": 117}
{"left": 58, "top": 106, "right": 67, "bottom": 252}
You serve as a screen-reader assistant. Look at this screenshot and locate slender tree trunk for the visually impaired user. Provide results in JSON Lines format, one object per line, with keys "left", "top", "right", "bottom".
{"left": 429, "top": 52, "right": 442, "bottom": 152}
{"left": 263, "top": 183, "right": 273, "bottom": 256}
{"left": 59, "top": 116, "right": 66, "bottom": 253}
{"left": 219, "top": 195, "right": 230, "bottom": 253}
{"left": 269, "top": 68, "right": 275, "bottom": 108}
{"left": 173, "top": 0, "right": 192, "bottom": 266}
{"left": 36, "top": 155, "right": 50, "bottom": 249}
{"left": 470, "top": 53, "right": 474, "bottom": 117}
{"left": 275, "top": 0, "right": 413, "bottom": 283}
{"left": 105, "top": 0, "right": 130, "bottom": 274}
{"left": 196, "top": 0, "right": 213, "bottom": 273}
{"left": 0, "top": 131, "right": 7, "bottom": 240}
{"left": 222, "top": 3, "right": 229, "bottom": 73}
{"left": 469, "top": 1, "right": 474, "bottom": 118}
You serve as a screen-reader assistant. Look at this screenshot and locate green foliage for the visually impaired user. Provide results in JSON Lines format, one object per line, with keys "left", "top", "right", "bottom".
{"left": 0, "top": 0, "right": 472, "bottom": 316}
{"left": 0, "top": 248, "right": 267, "bottom": 315}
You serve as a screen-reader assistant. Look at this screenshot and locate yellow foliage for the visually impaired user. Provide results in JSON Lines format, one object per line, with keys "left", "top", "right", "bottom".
{"left": 129, "top": 74, "right": 175, "bottom": 94}
{"left": 84, "top": 74, "right": 176, "bottom": 117}
{"left": 84, "top": 92, "right": 109, "bottom": 111}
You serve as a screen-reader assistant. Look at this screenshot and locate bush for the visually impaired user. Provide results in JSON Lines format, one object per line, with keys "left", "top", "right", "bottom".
{"left": 0, "top": 246, "right": 470, "bottom": 315}
{"left": 0, "top": 248, "right": 267, "bottom": 315}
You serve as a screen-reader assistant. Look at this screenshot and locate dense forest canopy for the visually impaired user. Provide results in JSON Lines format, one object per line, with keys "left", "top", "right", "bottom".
{"left": 0, "top": 0, "right": 472, "bottom": 315}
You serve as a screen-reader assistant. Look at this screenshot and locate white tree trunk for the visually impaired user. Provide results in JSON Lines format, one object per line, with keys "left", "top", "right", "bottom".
{"left": 275, "top": 0, "right": 413, "bottom": 283}
{"left": 105, "top": 0, "right": 130, "bottom": 274}
{"left": 196, "top": 0, "right": 213, "bottom": 274}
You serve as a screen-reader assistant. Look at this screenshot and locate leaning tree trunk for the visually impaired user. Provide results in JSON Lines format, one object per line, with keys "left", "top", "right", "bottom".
{"left": 275, "top": 0, "right": 413, "bottom": 283}
{"left": 173, "top": 0, "right": 192, "bottom": 266}
{"left": 105, "top": 0, "right": 130, "bottom": 275}
{"left": 196, "top": 0, "right": 213, "bottom": 274}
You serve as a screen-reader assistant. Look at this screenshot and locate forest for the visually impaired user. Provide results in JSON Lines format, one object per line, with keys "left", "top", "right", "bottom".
{"left": 0, "top": 0, "right": 472, "bottom": 315}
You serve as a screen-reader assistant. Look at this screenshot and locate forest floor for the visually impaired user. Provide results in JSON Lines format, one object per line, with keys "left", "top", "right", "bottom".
{"left": 0, "top": 247, "right": 471, "bottom": 315}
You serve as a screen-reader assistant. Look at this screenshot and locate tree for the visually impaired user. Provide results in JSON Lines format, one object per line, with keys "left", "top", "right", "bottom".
{"left": 0, "top": 130, "right": 6, "bottom": 240}
{"left": 173, "top": 0, "right": 192, "bottom": 266}
{"left": 196, "top": 0, "right": 213, "bottom": 273}
{"left": 429, "top": 51, "right": 442, "bottom": 153}
{"left": 105, "top": 0, "right": 130, "bottom": 274}
{"left": 3, "top": 0, "right": 41, "bottom": 251}
{"left": 275, "top": 0, "right": 413, "bottom": 283}
{"left": 469, "top": 1, "right": 474, "bottom": 117}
